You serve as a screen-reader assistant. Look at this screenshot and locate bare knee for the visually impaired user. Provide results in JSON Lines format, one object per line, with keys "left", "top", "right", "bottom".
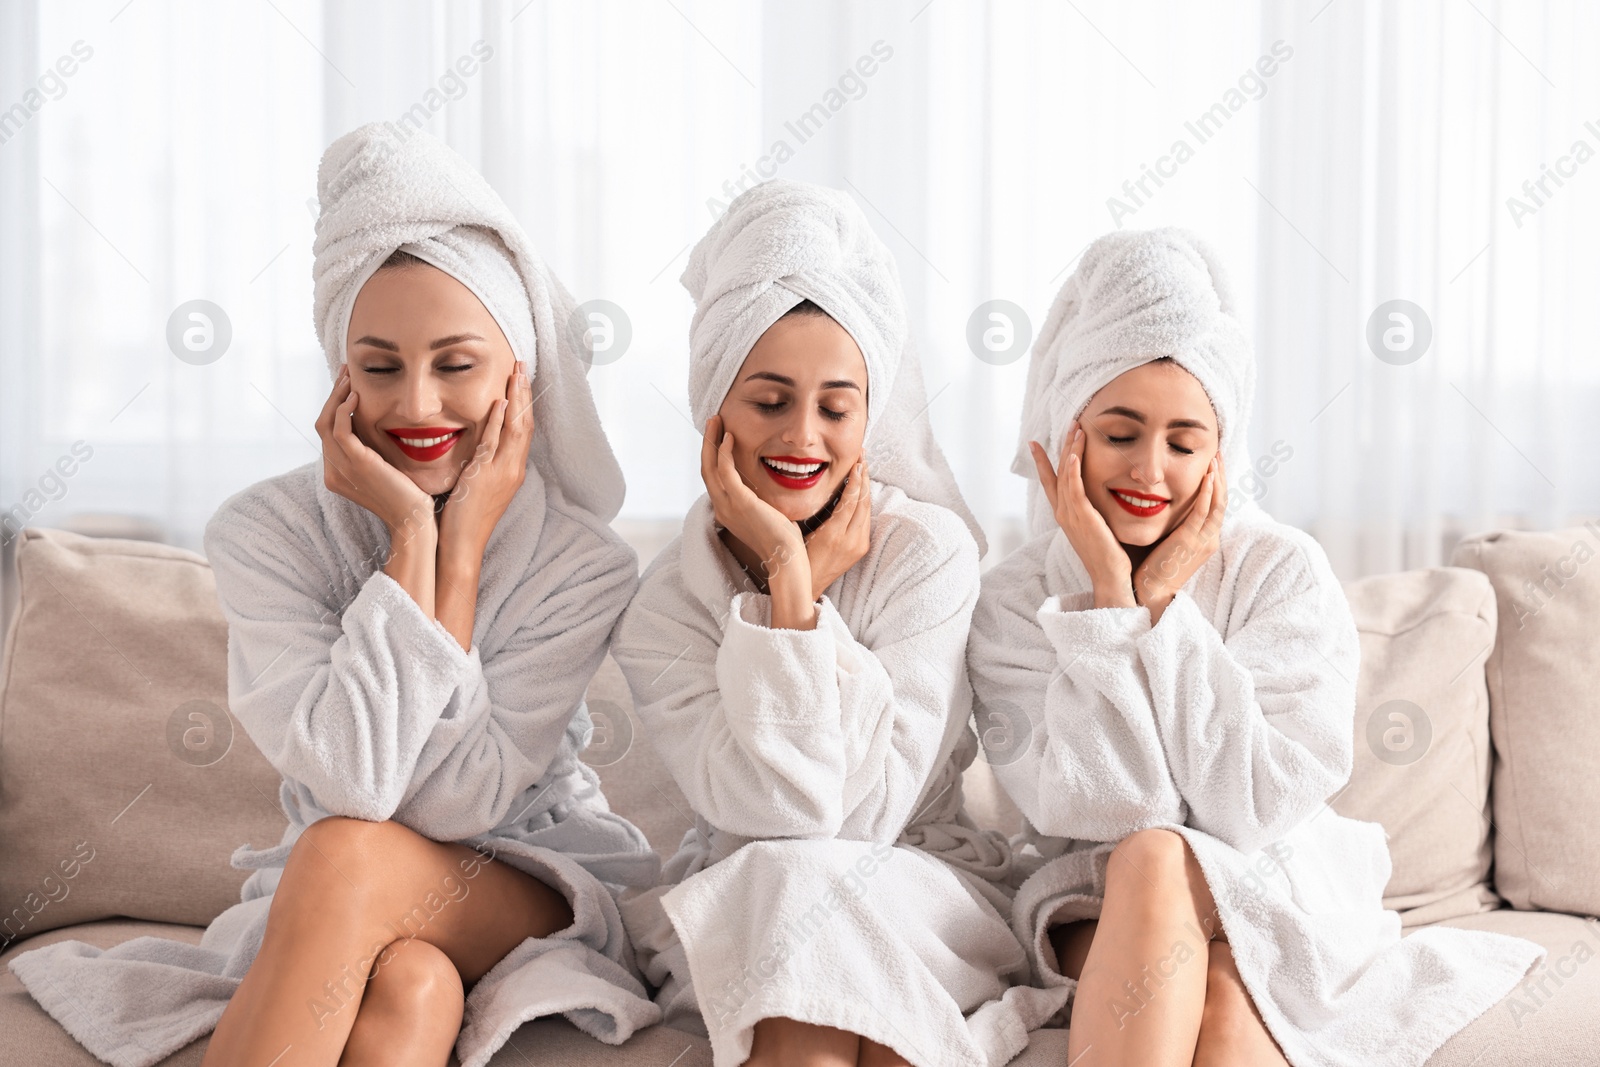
{"left": 283, "top": 817, "right": 421, "bottom": 895}
{"left": 341, "top": 940, "right": 464, "bottom": 1065}
{"left": 367, "top": 938, "right": 465, "bottom": 1020}
{"left": 1106, "top": 828, "right": 1190, "bottom": 895}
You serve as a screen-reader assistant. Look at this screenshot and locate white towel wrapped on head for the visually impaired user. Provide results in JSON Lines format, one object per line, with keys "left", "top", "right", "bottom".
{"left": 682, "top": 177, "right": 985, "bottom": 555}
{"left": 1012, "top": 227, "right": 1258, "bottom": 539}
{"left": 314, "top": 121, "right": 625, "bottom": 523}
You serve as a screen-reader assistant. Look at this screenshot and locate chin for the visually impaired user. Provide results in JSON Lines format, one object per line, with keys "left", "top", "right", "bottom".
{"left": 762, "top": 490, "right": 829, "bottom": 522}
{"left": 1112, "top": 523, "right": 1165, "bottom": 547}
{"left": 407, "top": 470, "right": 459, "bottom": 497}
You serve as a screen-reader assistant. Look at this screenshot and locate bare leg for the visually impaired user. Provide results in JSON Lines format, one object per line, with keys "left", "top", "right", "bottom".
{"left": 747, "top": 1017, "right": 859, "bottom": 1066}
{"left": 1191, "top": 942, "right": 1288, "bottom": 1067}
{"left": 337, "top": 939, "right": 464, "bottom": 1067}
{"left": 203, "top": 817, "right": 573, "bottom": 1067}
{"left": 858, "top": 1037, "right": 912, "bottom": 1065}
{"left": 1052, "top": 829, "right": 1221, "bottom": 1067}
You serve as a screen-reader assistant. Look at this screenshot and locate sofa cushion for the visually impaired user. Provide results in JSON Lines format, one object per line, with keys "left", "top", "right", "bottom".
{"left": 1452, "top": 525, "right": 1600, "bottom": 918}
{"left": 1335, "top": 567, "right": 1501, "bottom": 925}
{"left": 1418, "top": 908, "right": 1600, "bottom": 1065}
{"left": 0, "top": 529, "right": 288, "bottom": 948}
{"left": 584, "top": 655, "right": 695, "bottom": 856}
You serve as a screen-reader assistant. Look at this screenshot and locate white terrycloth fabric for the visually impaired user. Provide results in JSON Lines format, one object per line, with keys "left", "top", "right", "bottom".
{"left": 969, "top": 230, "right": 1544, "bottom": 1067}
{"left": 8, "top": 462, "right": 662, "bottom": 1067}
{"left": 1011, "top": 227, "right": 1259, "bottom": 540}
{"left": 682, "top": 178, "right": 985, "bottom": 554}
{"left": 312, "top": 121, "right": 625, "bottom": 523}
{"left": 8, "top": 123, "right": 659, "bottom": 1067}
{"left": 614, "top": 488, "right": 1067, "bottom": 1067}
{"left": 611, "top": 179, "right": 1066, "bottom": 1066}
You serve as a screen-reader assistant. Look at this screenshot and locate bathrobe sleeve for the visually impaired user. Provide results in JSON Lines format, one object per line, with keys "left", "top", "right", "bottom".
{"left": 1133, "top": 535, "right": 1357, "bottom": 855}
{"left": 616, "top": 507, "right": 978, "bottom": 844}
{"left": 388, "top": 516, "right": 639, "bottom": 840}
{"left": 968, "top": 556, "right": 1188, "bottom": 843}
{"left": 204, "top": 497, "right": 636, "bottom": 839}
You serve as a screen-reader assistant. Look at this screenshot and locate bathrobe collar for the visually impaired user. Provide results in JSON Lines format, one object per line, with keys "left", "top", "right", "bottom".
{"left": 311, "top": 461, "right": 549, "bottom": 653}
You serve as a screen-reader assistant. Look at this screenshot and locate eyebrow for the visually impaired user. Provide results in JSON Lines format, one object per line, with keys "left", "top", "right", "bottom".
{"left": 352, "top": 333, "right": 488, "bottom": 353}
{"left": 1095, "top": 404, "right": 1211, "bottom": 431}
{"left": 743, "top": 371, "right": 862, "bottom": 391}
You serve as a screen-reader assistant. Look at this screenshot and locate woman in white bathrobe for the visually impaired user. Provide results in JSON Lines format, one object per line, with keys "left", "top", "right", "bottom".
{"left": 967, "top": 228, "right": 1543, "bottom": 1067}
{"left": 9, "top": 125, "right": 660, "bottom": 1067}
{"left": 612, "top": 180, "right": 1065, "bottom": 1067}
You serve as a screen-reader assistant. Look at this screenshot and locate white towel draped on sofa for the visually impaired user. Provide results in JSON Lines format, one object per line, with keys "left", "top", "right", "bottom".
{"left": 7, "top": 462, "right": 662, "bottom": 1067}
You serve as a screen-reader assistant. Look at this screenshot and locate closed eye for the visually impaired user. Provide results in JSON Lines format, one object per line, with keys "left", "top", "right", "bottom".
{"left": 362, "top": 364, "right": 474, "bottom": 374}
{"left": 1105, "top": 434, "right": 1195, "bottom": 455}
{"left": 752, "top": 400, "right": 850, "bottom": 421}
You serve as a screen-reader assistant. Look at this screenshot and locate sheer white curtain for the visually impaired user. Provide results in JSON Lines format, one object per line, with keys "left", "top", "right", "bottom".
{"left": 1253, "top": 0, "right": 1600, "bottom": 577}
{"left": 2, "top": 1, "right": 1594, "bottom": 614}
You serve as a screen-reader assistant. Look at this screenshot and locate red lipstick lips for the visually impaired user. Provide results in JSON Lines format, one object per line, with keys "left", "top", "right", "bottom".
{"left": 1109, "top": 486, "right": 1169, "bottom": 517}
{"left": 385, "top": 426, "right": 464, "bottom": 463}
{"left": 760, "top": 455, "right": 828, "bottom": 490}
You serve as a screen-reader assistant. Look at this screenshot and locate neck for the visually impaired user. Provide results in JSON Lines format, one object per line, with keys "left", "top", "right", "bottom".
{"left": 716, "top": 479, "right": 852, "bottom": 592}
{"left": 1121, "top": 540, "right": 1155, "bottom": 575}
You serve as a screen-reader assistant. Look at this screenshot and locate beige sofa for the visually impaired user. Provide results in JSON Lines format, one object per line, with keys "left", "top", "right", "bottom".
{"left": 2, "top": 524, "right": 1597, "bottom": 1065}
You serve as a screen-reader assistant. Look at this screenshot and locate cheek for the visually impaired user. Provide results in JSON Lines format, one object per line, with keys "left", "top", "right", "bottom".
{"left": 1079, "top": 441, "right": 1115, "bottom": 489}
{"left": 827, "top": 417, "right": 866, "bottom": 464}
{"left": 714, "top": 405, "right": 764, "bottom": 478}
{"left": 1171, "top": 463, "right": 1208, "bottom": 505}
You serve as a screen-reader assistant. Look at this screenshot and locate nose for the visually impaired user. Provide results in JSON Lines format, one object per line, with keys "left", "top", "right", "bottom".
{"left": 397, "top": 365, "right": 444, "bottom": 423}
{"left": 779, "top": 402, "right": 826, "bottom": 452}
{"left": 1124, "top": 437, "right": 1167, "bottom": 488}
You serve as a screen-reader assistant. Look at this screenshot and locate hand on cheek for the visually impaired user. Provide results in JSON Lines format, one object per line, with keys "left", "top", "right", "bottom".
{"left": 802, "top": 457, "right": 871, "bottom": 599}
{"left": 1031, "top": 421, "right": 1135, "bottom": 608}
{"left": 1133, "top": 450, "right": 1227, "bottom": 623}
{"left": 700, "top": 415, "right": 812, "bottom": 597}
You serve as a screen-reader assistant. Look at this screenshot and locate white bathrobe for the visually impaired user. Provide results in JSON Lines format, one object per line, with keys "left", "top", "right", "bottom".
{"left": 7, "top": 460, "right": 662, "bottom": 1067}
{"left": 969, "top": 513, "right": 1546, "bottom": 1067}
{"left": 612, "top": 483, "right": 1068, "bottom": 1067}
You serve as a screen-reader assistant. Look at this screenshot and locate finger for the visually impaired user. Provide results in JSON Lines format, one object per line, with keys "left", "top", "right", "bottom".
{"left": 699, "top": 416, "right": 722, "bottom": 493}
{"left": 845, "top": 460, "right": 872, "bottom": 537}
{"left": 1213, "top": 451, "right": 1228, "bottom": 512}
{"left": 512, "top": 361, "right": 535, "bottom": 437}
{"left": 330, "top": 386, "right": 363, "bottom": 459}
{"left": 1062, "top": 421, "right": 1086, "bottom": 504}
{"left": 1183, "top": 467, "right": 1219, "bottom": 538}
{"left": 478, "top": 397, "right": 508, "bottom": 465}
{"left": 715, "top": 425, "right": 745, "bottom": 494}
{"left": 1204, "top": 460, "right": 1228, "bottom": 538}
{"left": 1063, "top": 436, "right": 1092, "bottom": 513}
{"left": 1029, "top": 442, "right": 1061, "bottom": 516}
{"left": 316, "top": 366, "right": 352, "bottom": 441}
{"left": 823, "top": 460, "right": 861, "bottom": 532}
